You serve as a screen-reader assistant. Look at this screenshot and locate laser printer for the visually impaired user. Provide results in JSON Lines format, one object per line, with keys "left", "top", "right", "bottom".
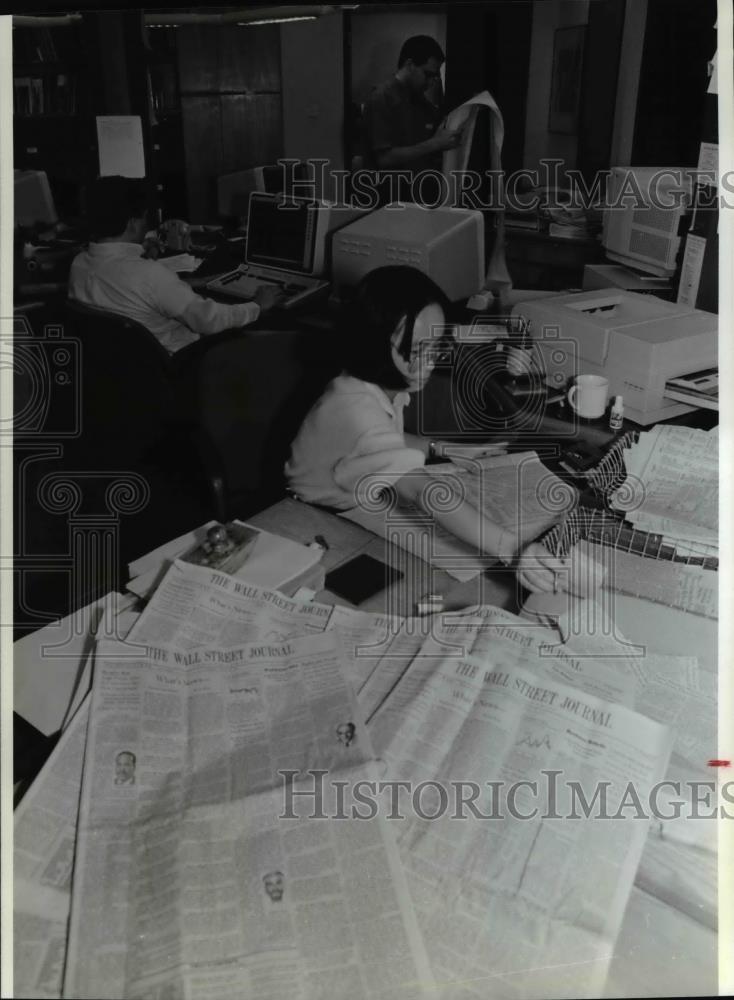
{"left": 511, "top": 289, "right": 717, "bottom": 424}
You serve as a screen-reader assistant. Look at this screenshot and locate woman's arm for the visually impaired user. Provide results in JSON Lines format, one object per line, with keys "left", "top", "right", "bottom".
{"left": 394, "top": 469, "right": 515, "bottom": 561}
{"left": 394, "top": 470, "right": 564, "bottom": 593}
{"left": 403, "top": 433, "right": 508, "bottom": 461}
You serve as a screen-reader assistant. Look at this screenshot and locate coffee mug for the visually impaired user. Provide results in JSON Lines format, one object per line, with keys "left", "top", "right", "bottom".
{"left": 567, "top": 374, "right": 609, "bottom": 419}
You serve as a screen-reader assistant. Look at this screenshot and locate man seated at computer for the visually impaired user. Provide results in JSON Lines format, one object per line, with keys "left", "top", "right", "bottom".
{"left": 69, "top": 176, "right": 282, "bottom": 354}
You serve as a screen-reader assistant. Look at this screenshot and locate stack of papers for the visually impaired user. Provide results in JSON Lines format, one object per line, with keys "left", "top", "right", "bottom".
{"left": 126, "top": 520, "right": 324, "bottom": 599}
{"left": 664, "top": 368, "right": 718, "bottom": 410}
{"left": 610, "top": 424, "right": 718, "bottom": 559}
{"left": 15, "top": 553, "right": 716, "bottom": 999}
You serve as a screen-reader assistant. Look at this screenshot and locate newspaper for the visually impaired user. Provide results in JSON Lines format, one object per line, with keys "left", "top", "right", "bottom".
{"left": 126, "top": 560, "right": 437, "bottom": 718}
{"left": 126, "top": 560, "right": 334, "bottom": 650}
{"left": 440, "top": 89, "right": 512, "bottom": 294}
{"left": 359, "top": 603, "right": 640, "bottom": 733}
{"left": 14, "top": 699, "right": 90, "bottom": 999}
{"left": 326, "top": 605, "right": 433, "bottom": 717}
{"left": 430, "top": 452, "right": 577, "bottom": 546}
{"left": 340, "top": 453, "right": 575, "bottom": 584}
{"left": 590, "top": 542, "right": 718, "bottom": 619}
{"left": 611, "top": 425, "right": 718, "bottom": 548}
{"left": 63, "top": 632, "right": 434, "bottom": 999}
{"left": 367, "top": 636, "right": 673, "bottom": 998}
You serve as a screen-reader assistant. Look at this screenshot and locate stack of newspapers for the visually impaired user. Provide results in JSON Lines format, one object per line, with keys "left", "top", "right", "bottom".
{"left": 610, "top": 423, "right": 718, "bottom": 560}
{"left": 14, "top": 542, "right": 717, "bottom": 998}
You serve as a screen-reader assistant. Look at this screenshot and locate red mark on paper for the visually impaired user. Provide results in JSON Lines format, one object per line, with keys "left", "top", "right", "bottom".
{"left": 707, "top": 759, "right": 731, "bottom": 768}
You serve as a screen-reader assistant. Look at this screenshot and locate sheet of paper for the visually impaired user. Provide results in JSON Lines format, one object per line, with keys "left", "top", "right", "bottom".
{"left": 612, "top": 425, "right": 717, "bottom": 544}
{"left": 96, "top": 115, "right": 145, "bottom": 178}
{"left": 430, "top": 452, "right": 577, "bottom": 545}
{"left": 13, "top": 592, "right": 137, "bottom": 736}
{"left": 14, "top": 698, "right": 90, "bottom": 999}
{"left": 441, "top": 89, "right": 512, "bottom": 293}
{"left": 604, "top": 886, "right": 717, "bottom": 998}
{"left": 367, "top": 641, "right": 673, "bottom": 999}
{"left": 635, "top": 833, "right": 717, "bottom": 930}
{"left": 677, "top": 233, "right": 708, "bottom": 307}
{"left": 63, "top": 633, "right": 435, "bottom": 999}
{"left": 126, "top": 559, "right": 334, "bottom": 650}
{"left": 441, "top": 89, "right": 504, "bottom": 176}
{"left": 696, "top": 141, "right": 719, "bottom": 185}
{"left": 587, "top": 543, "right": 718, "bottom": 619}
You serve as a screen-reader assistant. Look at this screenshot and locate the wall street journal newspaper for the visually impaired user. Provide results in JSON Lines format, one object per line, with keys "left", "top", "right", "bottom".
{"left": 63, "top": 632, "right": 434, "bottom": 999}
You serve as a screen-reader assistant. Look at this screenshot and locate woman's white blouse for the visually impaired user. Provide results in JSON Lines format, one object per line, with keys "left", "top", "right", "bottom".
{"left": 285, "top": 374, "right": 426, "bottom": 510}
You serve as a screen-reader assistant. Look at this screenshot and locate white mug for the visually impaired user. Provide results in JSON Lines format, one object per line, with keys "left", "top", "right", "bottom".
{"left": 567, "top": 374, "right": 609, "bottom": 419}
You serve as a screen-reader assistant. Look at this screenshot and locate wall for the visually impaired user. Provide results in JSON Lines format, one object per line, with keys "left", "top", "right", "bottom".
{"left": 280, "top": 13, "right": 345, "bottom": 202}
{"left": 177, "top": 23, "right": 283, "bottom": 222}
{"left": 350, "top": 10, "right": 447, "bottom": 106}
{"left": 609, "top": 0, "right": 648, "bottom": 166}
{"left": 523, "top": 0, "right": 589, "bottom": 183}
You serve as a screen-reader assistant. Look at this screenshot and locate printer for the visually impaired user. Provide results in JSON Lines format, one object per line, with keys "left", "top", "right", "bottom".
{"left": 511, "top": 289, "right": 718, "bottom": 425}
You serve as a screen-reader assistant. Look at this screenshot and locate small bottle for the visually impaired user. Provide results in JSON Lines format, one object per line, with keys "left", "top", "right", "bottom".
{"left": 609, "top": 395, "right": 624, "bottom": 431}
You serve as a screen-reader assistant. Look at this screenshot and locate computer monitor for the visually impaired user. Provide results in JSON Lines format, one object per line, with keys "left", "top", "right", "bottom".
{"left": 217, "top": 163, "right": 311, "bottom": 220}
{"left": 15, "top": 169, "right": 58, "bottom": 228}
{"left": 245, "top": 193, "right": 368, "bottom": 278}
{"left": 602, "top": 166, "right": 694, "bottom": 278}
{"left": 331, "top": 204, "right": 485, "bottom": 303}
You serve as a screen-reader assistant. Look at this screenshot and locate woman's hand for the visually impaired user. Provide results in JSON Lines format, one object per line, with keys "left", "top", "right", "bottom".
{"left": 515, "top": 541, "right": 567, "bottom": 593}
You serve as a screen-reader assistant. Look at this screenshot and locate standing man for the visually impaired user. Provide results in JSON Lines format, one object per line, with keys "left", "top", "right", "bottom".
{"left": 361, "top": 35, "right": 464, "bottom": 204}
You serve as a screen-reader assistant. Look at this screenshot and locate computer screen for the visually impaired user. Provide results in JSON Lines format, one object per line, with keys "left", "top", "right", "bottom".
{"left": 246, "top": 194, "right": 314, "bottom": 274}
{"left": 15, "top": 169, "right": 58, "bottom": 229}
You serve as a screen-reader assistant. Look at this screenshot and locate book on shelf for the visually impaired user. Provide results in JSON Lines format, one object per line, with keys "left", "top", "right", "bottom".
{"left": 13, "top": 73, "right": 76, "bottom": 115}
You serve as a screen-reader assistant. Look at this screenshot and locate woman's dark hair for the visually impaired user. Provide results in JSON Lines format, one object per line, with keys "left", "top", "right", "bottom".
{"left": 86, "top": 176, "right": 148, "bottom": 239}
{"left": 341, "top": 266, "right": 450, "bottom": 390}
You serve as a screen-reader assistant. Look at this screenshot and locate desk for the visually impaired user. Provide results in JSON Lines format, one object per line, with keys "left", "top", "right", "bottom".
{"left": 247, "top": 497, "right": 517, "bottom": 617}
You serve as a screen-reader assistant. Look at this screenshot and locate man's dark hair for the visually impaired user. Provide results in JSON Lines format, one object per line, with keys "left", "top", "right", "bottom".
{"left": 398, "top": 35, "right": 445, "bottom": 69}
{"left": 341, "top": 266, "right": 450, "bottom": 390}
{"left": 86, "top": 176, "right": 148, "bottom": 239}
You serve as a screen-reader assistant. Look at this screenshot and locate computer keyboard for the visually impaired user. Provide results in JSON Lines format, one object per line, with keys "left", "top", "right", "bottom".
{"left": 206, "top": 267, "right": 329, "bottom": 310}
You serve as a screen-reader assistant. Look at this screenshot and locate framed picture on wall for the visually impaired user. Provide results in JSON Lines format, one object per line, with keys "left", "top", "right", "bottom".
{"left": 548, "top": 25, "right": 586, "bottom": 134}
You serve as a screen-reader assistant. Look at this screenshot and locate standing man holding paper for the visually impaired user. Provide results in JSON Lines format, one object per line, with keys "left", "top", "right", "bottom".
{"left": 361, "top": 35, "right": 465, "bottom": 204}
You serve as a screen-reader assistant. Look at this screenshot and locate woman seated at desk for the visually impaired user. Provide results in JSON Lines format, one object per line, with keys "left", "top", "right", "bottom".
{"left": 285, "top": 265, "right": 566, "bottom": 593}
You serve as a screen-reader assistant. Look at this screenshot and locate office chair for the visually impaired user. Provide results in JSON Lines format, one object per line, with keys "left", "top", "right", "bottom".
{"left": 63, "top": 299, "right": 187, "bottom": 463}
{"left": 193, "top": 327, "right": 340, "bottom": 522}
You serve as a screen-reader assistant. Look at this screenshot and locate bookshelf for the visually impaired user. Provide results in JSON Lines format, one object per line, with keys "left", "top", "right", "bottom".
{"left": 12, "top": 19, "right": 98, "bottom": 219}
{"left": 12, "top": 23, "right": 84, "bottom": 117}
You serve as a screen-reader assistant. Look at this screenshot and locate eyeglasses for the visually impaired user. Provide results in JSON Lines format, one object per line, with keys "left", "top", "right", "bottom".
{"left": 408, "top": 340, "right": 452, "bottom": 364}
